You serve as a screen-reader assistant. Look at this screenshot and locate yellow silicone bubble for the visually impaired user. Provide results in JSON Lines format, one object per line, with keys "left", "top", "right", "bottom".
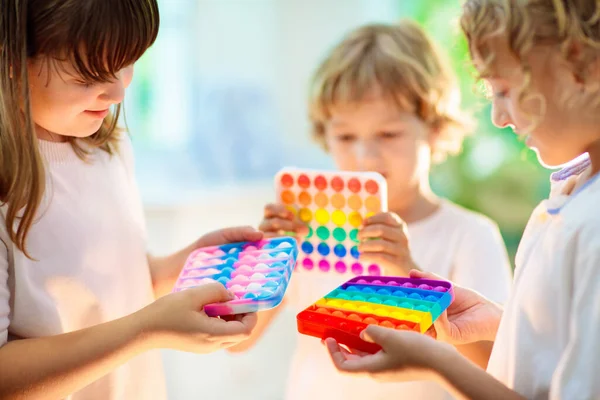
{"left": 327, "top": 299, "right": 343, "bottom": 307}
{"left": 315, "top": 209, "right": 330, "bottom": 224}
{"left": 343, "top": 302, "right": 357, "bottom": 310}
{"left": 358, "top": 305, "right": 372, "bottom": 313}
{"left": 331, "top": 210, "right": 346, "bottom": 226}
{"left": 315, "top": 192, "right": 328, "bottom": 208}
{"left": 299, "top": 191, "right": 312, "bottom": 206}
{"left": 374, "top": 309, "right": 389, "bottom": 317}
{"left": 365, "top": 196, "right": 381, "bottom": 212}
{"left": 390, "top": 311, "right": 405, "bottom": 320}
{"left": 348, "top": 194, "right": 362, "bottom": 210}
{"left": 348, "top": 211, "right": 363, "bottom": 227}
{"left": 299, "top": 208, "right": 313, "bottom": 222}
{"left": 366, "top": 211, "right": 376, "bottom": 218}
{"left": 331, "top": 193, "right": 345, "bottom": 209}
{"left": 316, "top": 298, "right": 327, "bottom": 306}
{"left": 281, "top": 190, "right": 295, "bottom": 205}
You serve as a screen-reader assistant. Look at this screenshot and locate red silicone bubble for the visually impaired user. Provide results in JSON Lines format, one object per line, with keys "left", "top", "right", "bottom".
{"left": 331, "top": 176, "right": 344, "bottom": 192}
{"left": 298, "top": 174, "right": 310, "bottom": 189}
{"left": 348, "top": 178, "right": 361, "bottom": 193}
{"left": 281, "top": 173, "right": 294, "bottom": 187}
{"left": 314, "top": 175, "right": 328, "bottom": 190}
{"left": 365, "top": 179, "right": 379, "bottom": 195}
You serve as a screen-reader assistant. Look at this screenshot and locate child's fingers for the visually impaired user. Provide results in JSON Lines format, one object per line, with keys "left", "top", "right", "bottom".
{"left": 409, "top": 269, "right": 443, "bottom": 280}
{"left": 202, "top": 314, "right": 256, "bottom": 339}
{"left": 358, "top": 224, "right": 408, "bottom": 245}
{"left": 325, "top": 338, "right": 383, "bottom": 373}
{"left": 364, "top": 212, "right": 404, "bottom": 227}
{"left": 358, "top": 238, "right": 405, "bottom": 257}
{"left": 258, "top": 218, "right": 300, "bottom": 234}
{"left": 264, "top": 203, "right": 294, "bottom": 220}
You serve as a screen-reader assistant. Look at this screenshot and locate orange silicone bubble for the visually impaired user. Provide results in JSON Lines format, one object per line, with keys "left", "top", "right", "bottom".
{"left": 348, "top": 314, "right": 362, "bottom": 321}
{"left": 348, "top": 194, "right": 362, "bottom": 210}
{"left": 331, "top": 210, "right": 347, "bottom": 226}
{"left": 348, "top": 195, "right": 362, "bottom": 210}
{"left": 315, "top": 192, "right": 328, "bottom": 208}
{"left": 331, "top": 176, "right": 344, "bottom": 192}
{"left": 281, "top": 190, "right": 295, "bottom": 204}
{"left": 363, "top": 317, "right": 378, "bottom": 324}
{"left": 348, "top": 178, "right": 361, "bottom": 193}
{"left": 314, "top": 175, "right": 328, "bottom": 190}
{"left": 332, "top": 311, "right": 346, "bottom": 318}
{"left": 365, "top": 179, "right": 379, "bottom": 194}
{"left": 380, "top": 320, "right": 395, "bottom": 329}
{"left": 298, "top": 174, "right": 310, "bottom": 189}
{"left": 348, "top": 212, "right": 363, "bottom": 227}
{"left": 316, "top": 308, "right": 329, "bottom": 314}
{"left": 299, "top": 191, "right": 312, "bottom": 206}
{"left": 280, "top": 173, "right": 294, "bottom": 187}
{"left": 365, "top": 196, "right": 381, "bottom": 212}
{"left": 331, "top": 193, "right": 345, "bottom": 209}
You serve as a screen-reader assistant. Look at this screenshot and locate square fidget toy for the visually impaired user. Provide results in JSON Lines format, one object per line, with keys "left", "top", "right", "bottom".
{"left": 297, "top": 276, "right": 454, "bottom": 353}
{"left": 274, "top": 168, "right": 388, "bottom": 276}
{"left": 173, "top": 237, "right": 298, "bottom": 316}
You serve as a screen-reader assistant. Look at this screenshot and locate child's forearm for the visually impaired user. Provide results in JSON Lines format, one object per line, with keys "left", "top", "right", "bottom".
{"left": 432, "top": 347, "right": 526, "bottom": 400}
{"left": 454, "top": 340, "right": 494, "bottom": 369}
{"left": 0, "top": 312, "right": 152, "bottom": 400}
{"left": 148, "top": 240, "right": 197, "bottom": 297}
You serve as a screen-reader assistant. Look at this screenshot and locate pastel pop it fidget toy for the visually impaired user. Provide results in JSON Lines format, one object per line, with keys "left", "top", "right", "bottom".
{"left": 274, "top": 168, "right": 388, "bottom": 276}
{"left": 297, "top": 276, "right": 454, "bottom": 353}
{"left": 173, "top": 237, "right": 298, "bottom": 316}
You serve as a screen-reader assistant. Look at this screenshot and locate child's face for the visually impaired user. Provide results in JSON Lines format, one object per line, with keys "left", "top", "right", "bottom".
{"left": 324, "top": 97, "right": 433, "bottom": 209}
{"left": 27, "top": 57, "right": 134, "bottom": 139}
{"left": 478, "top": 37, "right": 599, "bottom": 167}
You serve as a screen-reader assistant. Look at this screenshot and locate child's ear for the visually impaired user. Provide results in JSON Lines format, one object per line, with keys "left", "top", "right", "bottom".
{"left": 565, "top": 41, "right": 600, "bottom": 88}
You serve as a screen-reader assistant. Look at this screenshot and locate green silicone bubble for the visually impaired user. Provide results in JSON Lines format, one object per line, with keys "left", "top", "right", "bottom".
{"left": 306, "top": 226, "right": 314, "bottom": 239}
{"left": 316, "top": 226, "right": 330, "bottom": 240}
{"left": 349, "top": 229, "right": 359, "bottom": 243}
{"left": 332, "top": 227, "right": 347, "bottom": 241}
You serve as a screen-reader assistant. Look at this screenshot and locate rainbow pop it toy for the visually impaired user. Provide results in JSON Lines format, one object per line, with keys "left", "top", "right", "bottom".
{"left": 173, "top": 237, "right": 298, "bottom": 316}
{"left": 297, "top": 276, "right": 454, "bottom": 353}
{"left": 274, "top": 168, "right": 388, "bottom": 276}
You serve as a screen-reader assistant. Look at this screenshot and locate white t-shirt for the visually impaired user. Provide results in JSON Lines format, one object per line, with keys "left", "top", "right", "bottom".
{"left": 488, "top": 155, "right": 600, "bottom": 399}
{"left": 0, "top": 136, "right": 166, "bottom": 400}
{"left": 286, "top": 200, "right": 513, "bottom": 400}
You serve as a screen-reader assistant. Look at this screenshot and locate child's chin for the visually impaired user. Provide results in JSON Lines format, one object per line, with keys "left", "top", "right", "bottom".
{"left": 536, "top": 149, "right": 580, "bottom": 170}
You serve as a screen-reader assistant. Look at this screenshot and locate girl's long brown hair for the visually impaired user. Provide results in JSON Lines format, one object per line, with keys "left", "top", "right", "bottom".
{"left": 0, "top": 0, "right": 159, "bottom": 256}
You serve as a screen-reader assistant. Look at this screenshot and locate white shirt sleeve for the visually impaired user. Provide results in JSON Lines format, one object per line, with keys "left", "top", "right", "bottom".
{"left": 450, "top": 217, "right": 513, "bottom": 304}
{"left": 0, "top": 227, "right": 10, "bottom": 347}
{"left": 550, "top": 242, "right": 600, "bottom": 399}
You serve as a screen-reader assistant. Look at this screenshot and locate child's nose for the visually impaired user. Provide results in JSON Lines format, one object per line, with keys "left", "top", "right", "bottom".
{"left": 491, "top": 101, "right": 511, "bottom": 129}
{"left": 356, "top": 140, "right": 384, "bottom": 171}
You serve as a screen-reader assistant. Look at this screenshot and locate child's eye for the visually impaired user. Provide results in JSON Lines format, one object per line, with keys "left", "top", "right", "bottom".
{"left": 493, "top": 90, "right": 509, "bottom": 99}
{"left": 335, "top": 133, "right": 356, "bottom": 142}
{"left": 75, "top": 80, "right": 93, "bottom": 88}
{"left": 379, "top": 131, "right": 400, "bottom": 139}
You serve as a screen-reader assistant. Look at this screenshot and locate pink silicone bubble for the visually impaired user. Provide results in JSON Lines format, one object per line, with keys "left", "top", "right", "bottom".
{"left": 237, "top": 265, "right": 253, "bottom": 273}
{"left": 319, "top": 260, "right": 331, "bottom": 272}
{"left": 198, "top": 278, "right": 215, "bottom": 285}
{"left": 388, "top": 281, "right": 399, "bottom": 286}
{"left": 302, "top": 258, "right": 314, "bottom": 270}
{"left": 335, "top": 261, "right": 347, "bottom": 273}
{"left": 240, "top": 255, "right": 257, "bottom": 262}
{"left": 368, "top": 265, "right": 382, "bottom": 276}
{"left": 434, "top": 286, "right": 447, "bottom": 292}
{"left": 179, "top": 279, "right": 201, "bottom": 288}
{"left": 351, "top": 263, "right": 364, "bottom": 275}
{"left": 182, "top": 270, "right": 204, "bottom": 278}
{"left": 371, "top": 280, "right": 383, "bottom": 285}
{"left": 245, "top": 246, "right": 258, "bottom": 251}
{"left": 356, "top": 279, "right": 369, "bottom": 284}
{"left": 418, "top": 284, "right": 433, "bottom": 290}
{"left": 402, "top": 282, "right": 416, "bottom": 288}
{"left": 229, "top": 284, "right": 245, "bottom": 292}
{"left": 232, "top": 275, "right": 250, "bottom": 282}
{"left": 213, "top": 250, "right": 226, "bottom": 257}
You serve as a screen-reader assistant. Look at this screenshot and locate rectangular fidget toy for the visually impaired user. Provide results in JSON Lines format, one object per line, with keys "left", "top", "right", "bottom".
{"left": 173, "top": 237, "right": 298, "bottom": 316}
{"left": 274, "top": 168, "right": 388, "bottom": 276}
{"left": 297, "top": 276, "right": 454, "bottom": 353}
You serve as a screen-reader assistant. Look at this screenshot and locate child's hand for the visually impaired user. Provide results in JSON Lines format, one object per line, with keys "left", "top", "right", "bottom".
{"left": 358, "top": 212, "right": 418, "bottom": 276}
{"left": 324, "top": 325, "right": 451, "bottom": 382}
{"left": 195, "top": 226, "right": 264, "bottom": 248}
{"left": 258, "top": 203, "right": 309, "bottom": 240}
{"left": 140, "top": 282, "right": 258, "bottom": 353}
{"left": 410, "top": 270, "right": 503, "bottom": 345}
